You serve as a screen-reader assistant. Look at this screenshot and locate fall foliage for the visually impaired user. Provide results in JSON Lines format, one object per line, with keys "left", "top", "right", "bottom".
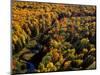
{"left": 12, "top": 1, "right": 96, "bottom": 74}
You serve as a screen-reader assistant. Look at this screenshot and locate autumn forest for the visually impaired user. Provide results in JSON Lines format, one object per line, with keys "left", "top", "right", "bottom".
{"left": 12, "top": 1, "right": 96, "bottom": 74}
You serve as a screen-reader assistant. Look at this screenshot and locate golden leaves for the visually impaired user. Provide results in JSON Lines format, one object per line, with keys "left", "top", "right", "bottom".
{"left": 63, "top": 61, "right": 71, "bottom": 70}
{"left": 47, "top": 62, "right": 54, "bottom": 68}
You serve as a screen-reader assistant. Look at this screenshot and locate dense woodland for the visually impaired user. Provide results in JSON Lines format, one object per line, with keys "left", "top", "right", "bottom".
{"left": 12, "top": 1, "right": 96, "bottom": 74}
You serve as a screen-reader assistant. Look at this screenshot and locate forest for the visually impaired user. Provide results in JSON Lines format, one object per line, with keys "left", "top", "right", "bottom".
{"left": 12, "top": 1, "right": 96, "bottom": 74}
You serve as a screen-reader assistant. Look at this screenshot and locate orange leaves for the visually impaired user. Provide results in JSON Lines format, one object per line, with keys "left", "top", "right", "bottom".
{"left": 12, "top": 59, "right": 17, "bottom": 70}
{"left": 63, "top": 61, "right": 71, "bottom": 70}
{"left": 52, "top": 51, "right": 60, "bottom": 61}
{"left": 59, "top": 17, "right": 67, "bottom": 27}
